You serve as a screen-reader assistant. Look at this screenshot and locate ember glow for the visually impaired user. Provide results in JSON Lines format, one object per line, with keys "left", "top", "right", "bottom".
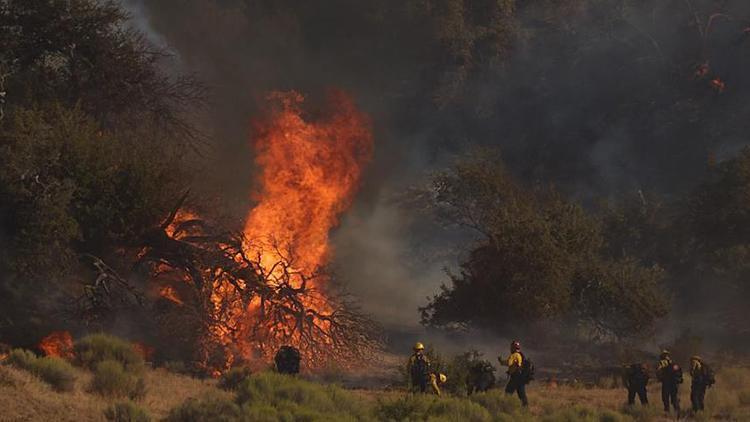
{"left": 38, "top": 331, "right": 74, "bottom": 359}
{"left": 159, "top": 285, "right": 184, "bottom": 305}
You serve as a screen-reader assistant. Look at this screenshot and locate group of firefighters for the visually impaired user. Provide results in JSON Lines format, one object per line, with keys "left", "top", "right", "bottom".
{"left": 624, "top": 349, "right": 716, "bottom": 415}
{"left": 407, "top": 340, "right": 716, "bottom": 415}
{"left": 407, "top": 340, "right": 531, "bottom": 406}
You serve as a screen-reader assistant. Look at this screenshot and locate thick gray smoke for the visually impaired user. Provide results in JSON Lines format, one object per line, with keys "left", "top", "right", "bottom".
{"left": 118, "top": 1, "right": 750, "bottom": 350}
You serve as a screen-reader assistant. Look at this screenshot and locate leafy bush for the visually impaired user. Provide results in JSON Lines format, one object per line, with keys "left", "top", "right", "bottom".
{"left": 165, "top": 394, "right": 243, "bottom": 422}
{"left": 90, "top": 360, "right": 146, "bottom": 399}
{"left": 236, "top": 372, "right": 370, "bottom": 420}
{"left": 217, "top": 366, "right": 252, "bottom": 391}
{"left": 5, "top": 349, "right": 37, "bottom": 369}
{"left": 31, "top": 357, "right": 77, "bottom": 392}
{"left": 75, "top": 334, "right": 144, "bottom": 373}
{"left": 104, "top": 401, "right": 151, "bottom": 422}
{"left": 5, "top": 349, "right": 76, "bottom": 392}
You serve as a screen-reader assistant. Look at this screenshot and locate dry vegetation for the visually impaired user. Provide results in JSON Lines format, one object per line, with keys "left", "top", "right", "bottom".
{"left": 2, "top": 353, "right": 750, "bottom": 421}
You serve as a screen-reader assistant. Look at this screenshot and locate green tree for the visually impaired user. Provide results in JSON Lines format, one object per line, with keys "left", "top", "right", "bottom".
{"left": 420, "top": 151, "right": 669, "bottom": 339}
{"left": 0, "top": 0, "right": 198, "bottom": 347}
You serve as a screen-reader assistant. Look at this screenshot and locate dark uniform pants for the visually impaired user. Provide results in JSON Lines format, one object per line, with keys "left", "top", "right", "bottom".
{"left": 691, "top": 382, "right": 707, "bottom": 411}
{"left": 505, "top": 374, "right": 528, "bottom": 406}
{"left": 412, "top": 377, "right": 427, "bottom": 393}
{"left": 627, "top": 384, "right": 648, "bottom": 405}
{"left": 661, "top": 382, "right": 680, "bottom": 413}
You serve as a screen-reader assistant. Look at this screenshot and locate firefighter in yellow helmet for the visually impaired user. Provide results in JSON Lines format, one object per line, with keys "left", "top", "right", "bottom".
{"left": 656, "top": 350, "right": 682, "bottom": 415}
{"left": 690, "top": 355, "right": 715, "bottom": 412}
{"left": 407, "top": 342, "right": 431, "bottom": 393}
{"left": 499, "top": 340, "right": 529, "bottom": 406}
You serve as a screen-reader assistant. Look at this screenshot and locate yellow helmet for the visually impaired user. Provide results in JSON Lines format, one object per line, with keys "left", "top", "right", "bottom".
{"left": 413, "top": 342, "right": 425, "bottom": 351}
{"left": 439, "top": 373, "right": 447, "bottom": 384}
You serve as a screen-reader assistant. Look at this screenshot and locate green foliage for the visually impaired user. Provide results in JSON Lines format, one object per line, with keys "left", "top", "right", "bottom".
{"left": 217, "top": 366, "right": 253, "bottom": 391}
{"left": 0, "top": 0, "right": 194, "bottom": 349}
{"left": 165, "top": 394, "right": 243, "bottom": 422}
{"left": 0, "top": 0, "right": 202, "bottom": 131}
{"left": 74, "top": 334, "right": 144, "bottom": 373}
{"left": 104, "top": 401, "right": 152, "bottom": 422}
{"left": 90, "top": 360, "right": 146, "bottom": 399}
{"left": 235, "top": 371, "right": 370, "bottom": 420}
{"left": 5, "top": 349, "right": 37, "bottom": 369}
{"left": 375, "top": 391, "right": 529, "bottom": 422}
{"left": 421, "top": 152, "right": 669, "bottom": 338}
{"left": 5, "top": 349, "right": 76, "bottom": 392}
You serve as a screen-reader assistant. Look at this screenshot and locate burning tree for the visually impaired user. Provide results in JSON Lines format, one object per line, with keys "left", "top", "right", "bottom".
{"left": 136, "top": 91, "right": 381, "bottom": 373}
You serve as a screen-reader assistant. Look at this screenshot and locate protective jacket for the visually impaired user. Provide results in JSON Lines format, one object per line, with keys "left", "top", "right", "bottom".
{"left": 501, "top": 352, "right": 523, "bottom": 374}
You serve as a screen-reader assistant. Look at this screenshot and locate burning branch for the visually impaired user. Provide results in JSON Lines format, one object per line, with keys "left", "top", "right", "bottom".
{"left": 139, "top": 210, "right": 381, "bottom": 374}
{"left": 73, "top": 254, "right": 145, "bottom": 325}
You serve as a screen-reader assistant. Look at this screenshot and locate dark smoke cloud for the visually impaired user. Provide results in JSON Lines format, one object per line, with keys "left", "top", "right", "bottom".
{"left": 118, "top": 1, "right": 750, "bottom": 338}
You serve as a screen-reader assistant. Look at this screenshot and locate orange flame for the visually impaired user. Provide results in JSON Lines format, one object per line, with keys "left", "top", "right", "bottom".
{"left": 243, "top": 90, "right": 372, "bottom": 277}
{"left": 710, "top": 78, "right": 726, "bottom": 93}
{"left": 159, "top": 285, "right": 184, "bottom": 305}
{"left": 202, "top": 90, "right": 373, "bottom": 366}
{"left": 38, "top": 331, "right": 74, "bottom": 359}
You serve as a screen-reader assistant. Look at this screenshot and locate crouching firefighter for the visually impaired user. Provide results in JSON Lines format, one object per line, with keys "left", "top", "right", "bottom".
{"left": 407, "top": 342, "right": 431, "bottom": 393}
{"left": 657, "top": 350, "right": 683, "bottom": 414}
{"left": 429, "top": 372, "right": 448, "bottom": 396}
{"left": 690, "top": 355, "right": 715, "bottom": 412}
{"left": 499, "top": 340, "right": 533, "bottom": 407}
{"left": 623, "top": 362, "right": 650, "bottom": 405}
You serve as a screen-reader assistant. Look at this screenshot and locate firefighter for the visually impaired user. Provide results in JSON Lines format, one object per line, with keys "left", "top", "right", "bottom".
{"left": 623, "top": 362, "right": 650, "bottom": 405}
{"left": 407, "top": 342, "right": 431, "bottom": 393}
{"left": 690, "top": 355, "right": 715, "bottom": 412}
{"left": 657, "top": 350, "right": 682, "bottom": 414}
{"left": 274, "top": 345, "right": 301, "bottom": 375}
{"left": 498, "top": 340, "right": 529, "bottom": 407}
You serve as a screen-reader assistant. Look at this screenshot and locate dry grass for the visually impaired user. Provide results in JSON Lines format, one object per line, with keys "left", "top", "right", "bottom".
{"left": 0, "top": 365, "right": 228, "bottom": 422}
{"left": 0, "top": 365, "right": 105, "bottom": 422}
{"left": 0, "top": 362, "right": 748, "bottom": 421}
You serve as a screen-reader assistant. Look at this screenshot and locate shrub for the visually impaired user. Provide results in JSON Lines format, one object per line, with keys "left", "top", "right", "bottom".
{"left": 5, "top": 349, "right": 76, "bottom": 392}
{"left": 738, "top": 390, "right": 750, "bottom": 406}
{"left": 104, "top": 401, "right": 151, "bottom": 422}
{"left": 5, "top": 349, "right": 37, "bottom": 369}
{"left": 217, "top": 366, "right": 252, "bottom": 391}
{"left": 165, "top": 394, "right": 242, "bottom": 422}
{"left": 236, "top": 372, "right": 370, "bottom": 420}
{"left": 90, "top": 360, "right": 146, "bottom": 399}
{"left": 31, "top": 357, "right": 77, "bottom": 392}
{"left": 74, "top": 334, "right": 144, "bottom": 373}
{"left": 375, "top": 394, "right": 512, "bottom": 422}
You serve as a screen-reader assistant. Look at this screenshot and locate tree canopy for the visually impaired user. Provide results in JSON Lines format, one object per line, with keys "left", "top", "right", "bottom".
{"left": 419, "top": 151, "right": 669, "bottom": 340}
{"left": 0, "top": 0, "right": 197, "bottom": 348}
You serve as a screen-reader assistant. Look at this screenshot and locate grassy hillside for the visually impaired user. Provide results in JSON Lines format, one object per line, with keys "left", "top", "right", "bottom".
{"left": 2, "top": 357, "right": 750, "bottom": 421}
